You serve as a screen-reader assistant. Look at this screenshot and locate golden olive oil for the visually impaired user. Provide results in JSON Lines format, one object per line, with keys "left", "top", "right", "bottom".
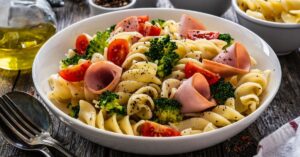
{"left": 0, "top": 23, "right": 56, "bottom": 70}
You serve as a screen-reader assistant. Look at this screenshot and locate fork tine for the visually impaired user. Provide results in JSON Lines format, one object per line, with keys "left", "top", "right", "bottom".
{"left": 2, "top": 95, "right": 42, "bottom": 133}
{"left": 0, "top": 109, "right": 31, "bottom": 143}
{"left": 0, "top": 97, "right": 36, "bottom": 138}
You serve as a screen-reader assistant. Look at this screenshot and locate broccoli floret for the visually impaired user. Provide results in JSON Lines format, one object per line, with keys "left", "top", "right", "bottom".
{"left": 151, "top": 19, "right": 166, "bottom": 26}
{"left": 157, "top": 51, "right": 179, "bottom": 78}
{"left": 145, "top": 35, "right": 177, "bottom": 61}
{"left": 98, "top": 91, "right": 125, "bottom": 115}
{"left": 145, "top": 35, "right": 179, "bottom": 78}
{"left": 69, "top": 104, "right": 80, "bottom": 118}
{"left": 153, "top": 98, "right": 183, "bottom": 124}
{"left": 210, "top": 79, "right": 235, "bottom": 105}
{"left": 61, "top": 52, "right": 82, "bottom": 67}
{"left": 218, "top": 33, "right": 234, "bottom": 49}
{"left": 86, "top": 30, "right": 111, "bottom": 58}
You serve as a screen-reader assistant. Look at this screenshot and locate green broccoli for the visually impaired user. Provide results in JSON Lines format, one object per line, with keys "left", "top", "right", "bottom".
{"left": 69, "top": 104, "right": 80, "bottom": 118}
{"left": 157, "top": 51, "right": 179, "bottom": 78}
{"left": 145, "top": 35, "right": 177, "bottom": 61}
{"left": 86, "top": 30, "right": 111, "bottom": 58}
{"left": 61, "top": 52, "right": 82, "bottom": 67}
{"left": 150, "top": 19, "right": 166, "bottom": 26}
{"left": 145, "top": 35, "right": 179, "bottom": 78}
{"left": 210, "top": 79, "right": 235, "bottom": 105}
{"left": 218, "top": 33, "right": 234, "bottom": 49}
{"left": 98, "top": 91, "right": 126, "bottom": 115}
{"left": 153, "top": 98, "right": 183, "bottom": 124}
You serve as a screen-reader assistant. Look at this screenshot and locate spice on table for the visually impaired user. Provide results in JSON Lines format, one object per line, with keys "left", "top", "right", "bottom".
{"left": 93, "top": 0, "right": 131, "bottom": 8}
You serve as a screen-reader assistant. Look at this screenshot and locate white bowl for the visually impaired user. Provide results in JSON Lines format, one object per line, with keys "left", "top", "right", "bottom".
{"left": 88, "top": 0, "right": 136, "bottom": 15}
{"left": 32, "top": 8, "right": 281, "bottom": 155}
{"left": 170, "top": 0, "right": 231, "bottom": 16}
{"left": 232, "top": 0, "right": 300, "bottom": 55}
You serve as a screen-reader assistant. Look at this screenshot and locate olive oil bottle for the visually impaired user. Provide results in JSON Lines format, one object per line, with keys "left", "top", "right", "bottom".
{"left": 0, "top": 23, "right": 56, "bottom": 70}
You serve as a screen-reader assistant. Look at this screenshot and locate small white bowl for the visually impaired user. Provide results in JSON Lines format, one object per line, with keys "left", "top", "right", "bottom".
{"left": 170, "top": 0, "right": 231, "bottom": 16}
{"left": 135, "top": 0, "right": 157, "bottom": 8}
{"left": 232, "top": 0, "right": 300, "bottom": 55}
{"left": 88, "top": 0, "right": 136, "bottom": 15}
{"left": 33, "top": 8, "right": 281, "bottom": 155}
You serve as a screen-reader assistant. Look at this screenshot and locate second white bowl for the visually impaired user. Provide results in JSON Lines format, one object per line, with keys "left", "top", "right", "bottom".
{"left": 232, "top": 0, "right": 300, "bottom": 55}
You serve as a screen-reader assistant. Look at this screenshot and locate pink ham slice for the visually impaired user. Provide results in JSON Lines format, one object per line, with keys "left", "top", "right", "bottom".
{"left": 202, "top": 42, "right": 251, "bottom": 77}
{"left": 115, "top": 16, "right": 139, "bottom": 32}
{"left": 174, "top": 73, "right": 216, "bottom": 113}
{"left": 179, "top": 14, "right": 206, "bottom": 38}
{"left": 84, "top": 61, "right": 122, "bottom": 94}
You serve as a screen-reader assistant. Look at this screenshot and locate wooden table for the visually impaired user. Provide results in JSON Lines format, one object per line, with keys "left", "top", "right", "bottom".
{"left": 0, "top": 0, "right": 299, "bottom": 156}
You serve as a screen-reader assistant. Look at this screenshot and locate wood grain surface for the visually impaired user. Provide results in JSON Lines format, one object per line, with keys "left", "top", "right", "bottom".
{"left": 0, "top": 0, "right": 299, "bottom": 156}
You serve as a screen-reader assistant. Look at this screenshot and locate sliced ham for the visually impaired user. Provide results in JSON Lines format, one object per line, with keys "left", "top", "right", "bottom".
{"left": 174, "top": 73, "right": 216, "bottom": 113}
{"left": 187, "top": 30, "right": 220, "bottom": 40}
{"left": 179, "top": 14, "right": 206, "bottom": 38}
{"left": 202, "top": 42, "right": 251, "bottom": 77}
{"left": 84, "top": 61, "right": 122, "bottom": 94}
{"left": 115, "top": 16, "right": 139, "bottom": 32}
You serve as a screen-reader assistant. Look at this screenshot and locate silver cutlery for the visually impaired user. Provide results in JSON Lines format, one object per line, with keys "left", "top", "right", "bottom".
{"left": 0, "top": 120, "right": 54, "bottom": 157}
{"left": 0, "top": 91, "right": 74, "bottom": 157}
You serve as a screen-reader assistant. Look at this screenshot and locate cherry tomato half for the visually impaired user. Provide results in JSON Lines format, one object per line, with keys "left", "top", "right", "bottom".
{"left": 75, "top": 34, "right": 90, "bottom": 55}
{"left": 59, "top": 60, "right": 92, "bottom": 82}
{"left": 137, "top": 15, "right": 149, "bottom": 23}
{"left": 140, "top": 121, "right": 181, "bottom": 137}
{"left": 138, "top": 24, "right": 161, "bottom": 36}
{"left": 185, "top": 61, "right": 220, "bottom": 85}
{"left": 107, "top": 39, "right": 129, "bottom": 66}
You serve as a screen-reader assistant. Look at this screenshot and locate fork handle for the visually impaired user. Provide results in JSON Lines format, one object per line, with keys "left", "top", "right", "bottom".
{"left": 42, "top": 136, "right": 74, "bottom": 157}
{"left": 39, "top": 147, "right": 55, "bottom": 157}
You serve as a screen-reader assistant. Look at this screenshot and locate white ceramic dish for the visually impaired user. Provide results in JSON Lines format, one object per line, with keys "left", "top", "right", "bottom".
{"left": 170, "top": 0, "right": 231, "bottom": 16}
{"left": 33, "top": 8, "right": 282, "bottom": 155}
{"left": 232, "top": 0, "right": 300, "bottom": 55}
{"left": 88, "top": 0, "right": 136, "bottom": 15}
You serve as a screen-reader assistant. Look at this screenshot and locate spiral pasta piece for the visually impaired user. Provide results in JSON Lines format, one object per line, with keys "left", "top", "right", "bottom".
{"left": 161, "top": 78, "right": 181, "bottom": 98}
{"left": 161, "top": 20, "right": 181, "bottom": 40}
{"left": 127, "top": 94, "right": 155, "bottom": 120}
{"left": 234, "top": 69, "right": 271, "bottom": 114}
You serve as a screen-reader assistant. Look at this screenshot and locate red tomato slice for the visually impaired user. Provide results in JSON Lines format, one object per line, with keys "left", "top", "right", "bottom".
{"left": 137, "top": 15, "right": 149, "bottom": 23}
{"left": 107, "top": 39, "right": 129, "bottom": 66}
{"left": 187, "top": 30, "right": 220, "bottom": 40}
{"left": 138, "top": 24, "right": 161, "bottom": 36}
{"left": 145, "top": 25, "right": 161, "bottom": 36}
{"left": 59, "top": 60, "right": 92, "bottom": 82}
{"left": 75, "top": 34, "right": 90, "bottom": 55}
{"left": 140, "top": 121, "right": 181, "bottom": 137}
{"left": 185, "top": 61, "right": 220, "bottom": 85}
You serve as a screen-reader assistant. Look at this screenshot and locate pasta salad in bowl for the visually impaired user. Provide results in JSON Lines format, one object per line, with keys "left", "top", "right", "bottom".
{"left": 33, "top": 8, "right": 281, "bottom": 154}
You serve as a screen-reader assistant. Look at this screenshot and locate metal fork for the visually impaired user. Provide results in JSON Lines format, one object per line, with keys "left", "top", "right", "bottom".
{"left": 0, "top": 94, "right": 74, "bottom": 157}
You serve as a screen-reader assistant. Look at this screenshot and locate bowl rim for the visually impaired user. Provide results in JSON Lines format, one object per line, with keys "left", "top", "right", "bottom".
{"left": 33, "top": 8, "right": 282, "bottom": 142}
{"left": 232, "top": 0, "right": 300, "bottom": 28}
{"left": 88, "top": 0, "right": 136, "bottom": 11}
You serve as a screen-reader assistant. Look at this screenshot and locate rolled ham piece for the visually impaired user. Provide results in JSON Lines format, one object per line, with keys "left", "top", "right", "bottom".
{"left": 179, "top": 14, "right": 206, "bottom": 38}
{"left": 84, "top": 61, "right": 122, "bottom": 94}
{"left": 202, "top": 42, "right": 251, "bottom": 77}
{"left": 174, "top": 73, "right": 216, "bottom": 113}
{"left": 115, "top": 16, "right": 139, "bottom": 32}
